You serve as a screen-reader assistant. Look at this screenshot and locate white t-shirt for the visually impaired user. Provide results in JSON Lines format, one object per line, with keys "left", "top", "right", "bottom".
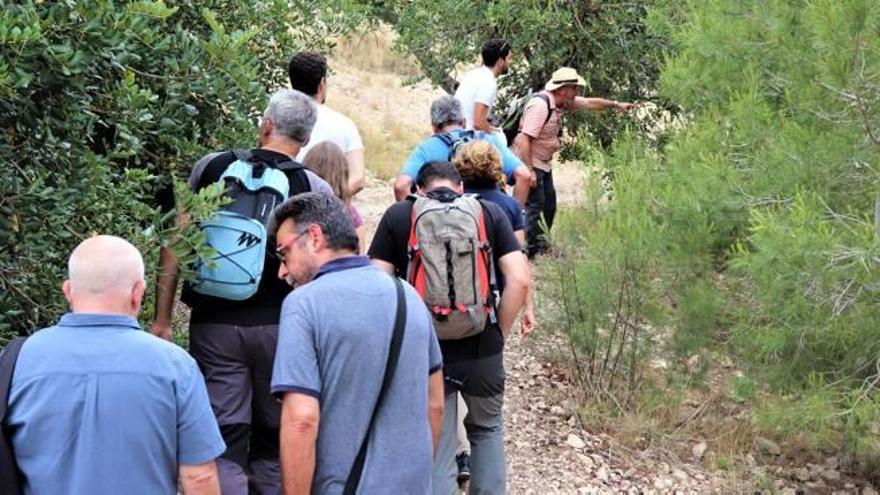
{"left": 296, "top": 104, "right": 364, "bottom": 161}
{"left": 454, "top": 66, "right": 497, "bottom": 131}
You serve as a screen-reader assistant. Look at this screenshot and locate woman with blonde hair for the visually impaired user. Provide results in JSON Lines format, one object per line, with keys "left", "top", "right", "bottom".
{"left": 302, "top": 141, "right": 366, "bottom": 253}
{"left": 454, "top": 140, "right": 533, "bottom": 333}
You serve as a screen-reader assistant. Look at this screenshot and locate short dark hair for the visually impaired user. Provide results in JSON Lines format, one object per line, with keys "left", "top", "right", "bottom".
{"left": 269, "top": 192, "right": 358, "bottom": 252}
{"left": 416, "top": 161, "right": 463, "bottom": 189}
{"left": 288, "top": 52, "right": 327, "bottom": 96}
{"left": 481, "top": 39, "right": 511, "bottom": 67}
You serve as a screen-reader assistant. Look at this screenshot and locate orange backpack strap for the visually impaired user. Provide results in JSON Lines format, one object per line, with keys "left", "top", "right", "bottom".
{"left": 476, "top": 201, "right": 499, "bottom": 324}
{"left": 405, "top": 205, "right": 428, "bottom": 297}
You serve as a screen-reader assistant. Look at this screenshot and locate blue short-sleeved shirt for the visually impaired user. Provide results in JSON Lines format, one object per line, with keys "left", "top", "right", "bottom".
{"left": 400, "top": 129, "right": 524, "bottom": 181}
{"left": 272, "top": 256, "right": 442, "bottom": 494}
{"left": 7, "top": 313, "right": 225, "bottom": 495}
{"left": 466, "top": 187, "right": 526, "bottom": 232}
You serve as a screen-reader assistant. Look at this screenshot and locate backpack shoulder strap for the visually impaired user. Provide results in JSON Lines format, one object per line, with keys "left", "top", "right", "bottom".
{"left": 231, "top": 149, "right": 253, "bottom": 163}
{"left": 0, "top": 337, "right": 27, "bottom": 420}
{"left": 0, "top": 336, "right": 28, "bottom": 494}
{"left": 275, "top": 160, "right": 310, "bottom": 195}
{"left": 343, "top": 277, "right": 406, "bottom": 495}
{"left": 433, "top": 132, "right": 455, "bottom": 148}
{"left": 534, "top": 93, "right": 553, "bottom": 126}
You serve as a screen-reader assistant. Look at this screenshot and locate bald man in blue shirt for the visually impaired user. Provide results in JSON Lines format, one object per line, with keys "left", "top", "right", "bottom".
{"left": 6, "top": 236, "right": 225, "bottom": 495}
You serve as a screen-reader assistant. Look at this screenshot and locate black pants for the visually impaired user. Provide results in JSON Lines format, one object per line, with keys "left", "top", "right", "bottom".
{"left": 526, "top": 169, "right": 557, "bottom": 258}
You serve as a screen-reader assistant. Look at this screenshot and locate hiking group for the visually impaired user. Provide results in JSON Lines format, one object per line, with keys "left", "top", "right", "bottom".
{"left": 0, "top": 40, "right": 633, "bottom": 495}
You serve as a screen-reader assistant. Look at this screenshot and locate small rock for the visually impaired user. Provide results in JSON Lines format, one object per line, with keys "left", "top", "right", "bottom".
{"left": 672, "top": 469, "right": 688, "bottom": 483}
{"left": 687, "top": 354, "right": 701, "bottom": 372}
{"left": 550, "top": 405, "right": 567, "bottom": 416}
{"left": 653, "top": 478, "right": 666, "bottom": 490}
{"left": 649, "top": 358, "right": 668, "bottom": 370}
{"left": 577, "top": 453, "right": 594, "bottom": 469}
{"left": 566, "top": 433, "right": 586, "bottom": 449}
{"left": 822, "top": 469, "right": 841, "bottom": 482}
{"left": 863, "top": 486, "right": 878, "bottom": 495}
{"left": 691, "top": 442, "right": 708, "bottom": 461}
{"left": 794, "top": 467, "right": 811, "bottom": 482}
{"left": 596, "top": 466, "right": 609, "bottom": 482}
{"left": 568, "top": 416, "right": 577, "bottom": 427}
{"left": 825, "top": 456, "right": 839, "bottom": 468}
{"left": 754, "top": 436, "right": 782, "bottom": 456}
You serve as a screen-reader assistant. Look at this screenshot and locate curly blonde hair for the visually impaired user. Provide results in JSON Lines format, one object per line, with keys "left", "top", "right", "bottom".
{"left": 453, "top": 140, "right": 504, "bottom": 188}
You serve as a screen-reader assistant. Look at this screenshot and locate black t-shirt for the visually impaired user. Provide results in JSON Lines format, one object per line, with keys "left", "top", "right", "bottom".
{"left": 181, "top": 149, "right": 313, "bottom": 326}
{"left": 367, "top": 188, "right": 522, "bottom": 371}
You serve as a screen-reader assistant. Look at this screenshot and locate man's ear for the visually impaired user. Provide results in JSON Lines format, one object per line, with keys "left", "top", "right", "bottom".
{"left": 131, "top": 279, "right": 146, "bottom": 311}
{"left": 260, "top": 118, "right": 273, "bottom": 140}
{"left": 455, "top": 182, "right": 465, "bottom": 194}
{"left": 62, "top": 280, "right": 73, "bottom": 307}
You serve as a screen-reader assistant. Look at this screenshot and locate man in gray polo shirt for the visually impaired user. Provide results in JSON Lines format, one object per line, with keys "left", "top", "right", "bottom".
{"left": 269, "top": 192, "right": 445, "bottom": 494}
{"left": 7, "top": 235, "right": 225, "bottom": 495}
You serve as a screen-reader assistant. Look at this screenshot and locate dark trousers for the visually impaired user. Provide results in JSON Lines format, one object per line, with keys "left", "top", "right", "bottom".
{"left": 526, "top": 169, "right": 557, "bottom": 258}
{"left": 189, "top": 322, "right": 281, "bottom": 495}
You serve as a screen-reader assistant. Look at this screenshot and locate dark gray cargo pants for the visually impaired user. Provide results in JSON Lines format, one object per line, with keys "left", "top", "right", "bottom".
{"left": 189, "top": 322, "right": 281, "bottom": 495}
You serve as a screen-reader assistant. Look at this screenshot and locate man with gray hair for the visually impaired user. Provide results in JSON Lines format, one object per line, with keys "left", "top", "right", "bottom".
{"left": 6, "top": 235, "right": 225, "bottom": 494}
{"left": 393, "top": 96, "right": 530, "bottom": 205}
{"left": 269, "top": 192, "right": 444, "bottom": 494}
{"left": 151, "top": 88, "right": 333, "bottom": 494}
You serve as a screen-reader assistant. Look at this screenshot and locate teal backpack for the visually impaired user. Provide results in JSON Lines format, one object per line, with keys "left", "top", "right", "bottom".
{"left": 192, "top": 150, "right": 306, "bottom": 301}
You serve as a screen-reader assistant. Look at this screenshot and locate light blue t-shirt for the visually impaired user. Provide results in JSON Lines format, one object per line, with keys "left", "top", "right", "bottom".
{"left": 272, "top": 256, "right": 442, "bottom": 495}
{"left": 7, "top": 313, "right": 225, "bottom": 495}
{"left": 400, "top": 129, "right": 524, "bottom": 181}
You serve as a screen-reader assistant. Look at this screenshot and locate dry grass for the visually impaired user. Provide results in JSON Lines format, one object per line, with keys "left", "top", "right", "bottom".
{"left": 325, "top": 29, "right": 444, "bottom": 181}
{"left": 330, "top": 28, "right": 421, "bottom": 77}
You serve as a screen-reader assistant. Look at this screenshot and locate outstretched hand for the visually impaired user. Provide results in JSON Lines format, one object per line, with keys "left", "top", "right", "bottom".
{"left": 615, "top": 101, "right": 636, "bottom": 113}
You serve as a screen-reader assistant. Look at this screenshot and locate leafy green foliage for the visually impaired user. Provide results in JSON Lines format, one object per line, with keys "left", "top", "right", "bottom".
{"left": 546, "top": 0, "right": 880, "bottom": 455}
{"left": 0, "top": 0, "right": 358, "bottom": 342}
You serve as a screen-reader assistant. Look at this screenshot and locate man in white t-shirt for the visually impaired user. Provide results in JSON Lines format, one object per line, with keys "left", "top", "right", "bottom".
{"left": 454, "top": 39, "right": 512, "bottom": 139}
{"left": 289, "top": 52, "right": 367, "bottom": 195}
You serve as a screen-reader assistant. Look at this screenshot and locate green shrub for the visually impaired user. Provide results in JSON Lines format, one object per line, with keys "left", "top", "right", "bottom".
{"left": 0, "top": 1, "right": 358, "bottom": 342}
{"left": 547, "top": 0, "right": 880, "bottom": 455}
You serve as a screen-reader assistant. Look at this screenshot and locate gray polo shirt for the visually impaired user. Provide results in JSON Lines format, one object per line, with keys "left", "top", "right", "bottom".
{"left": 272, "top": 256, "right": 442, "bottom": 494}
{"left": 7, "top": 313, "right": 225, "bottom": 495}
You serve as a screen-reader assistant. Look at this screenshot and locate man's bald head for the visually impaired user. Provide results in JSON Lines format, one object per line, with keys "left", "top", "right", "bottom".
{"left": 64, "top": 235, "right": 146, "bottom": 316}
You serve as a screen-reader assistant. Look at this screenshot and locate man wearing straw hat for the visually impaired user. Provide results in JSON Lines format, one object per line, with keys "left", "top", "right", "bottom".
{"left": 512, "top": 67, "right": 635, "bottom": 258}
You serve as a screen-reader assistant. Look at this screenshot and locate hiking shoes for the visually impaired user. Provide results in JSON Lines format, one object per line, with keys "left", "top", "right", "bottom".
{"left": 456, "top": 452, "right": 471, "bottom": 486}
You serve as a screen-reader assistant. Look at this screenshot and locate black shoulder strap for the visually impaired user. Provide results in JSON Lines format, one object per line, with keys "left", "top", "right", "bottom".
{"left": 0, "top": 338, "right": 27, "bottom": 421}
{"left": 274, "top": 160, "right": 310, "bottom": 195}
{"left": 231, "top": 149, "right": 253, "bottom": 162}
{"left": 433, "top": 132, "right": 455, "bottom": 148}
{"left": 0, "top": 336, "right": 27, "bottom": 494}
{"left": 343, "top": 278, "right": 406, "bottom": 495}
{"left": 534, "top": 93, "right": 553, "bottom": 126}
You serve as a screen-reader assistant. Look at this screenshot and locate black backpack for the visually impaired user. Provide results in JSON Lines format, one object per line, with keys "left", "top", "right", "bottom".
{"left": 0, "top": 337, "right": 27, "bottom": 494}
{"left": 500, "top": 92, "right": 552, "bottom": 144}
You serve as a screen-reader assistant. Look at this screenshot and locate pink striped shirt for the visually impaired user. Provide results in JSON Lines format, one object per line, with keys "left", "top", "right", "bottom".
{"left": 515, "top": 92, "right": 592, "bottom": 171}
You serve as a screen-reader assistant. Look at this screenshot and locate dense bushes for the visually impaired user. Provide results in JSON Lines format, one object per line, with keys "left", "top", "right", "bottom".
{"left": 545, "top": 0, "right": 880, "bottom": 455}
{"left": 0, "top": 1, "right": 356, "bottom": 342}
